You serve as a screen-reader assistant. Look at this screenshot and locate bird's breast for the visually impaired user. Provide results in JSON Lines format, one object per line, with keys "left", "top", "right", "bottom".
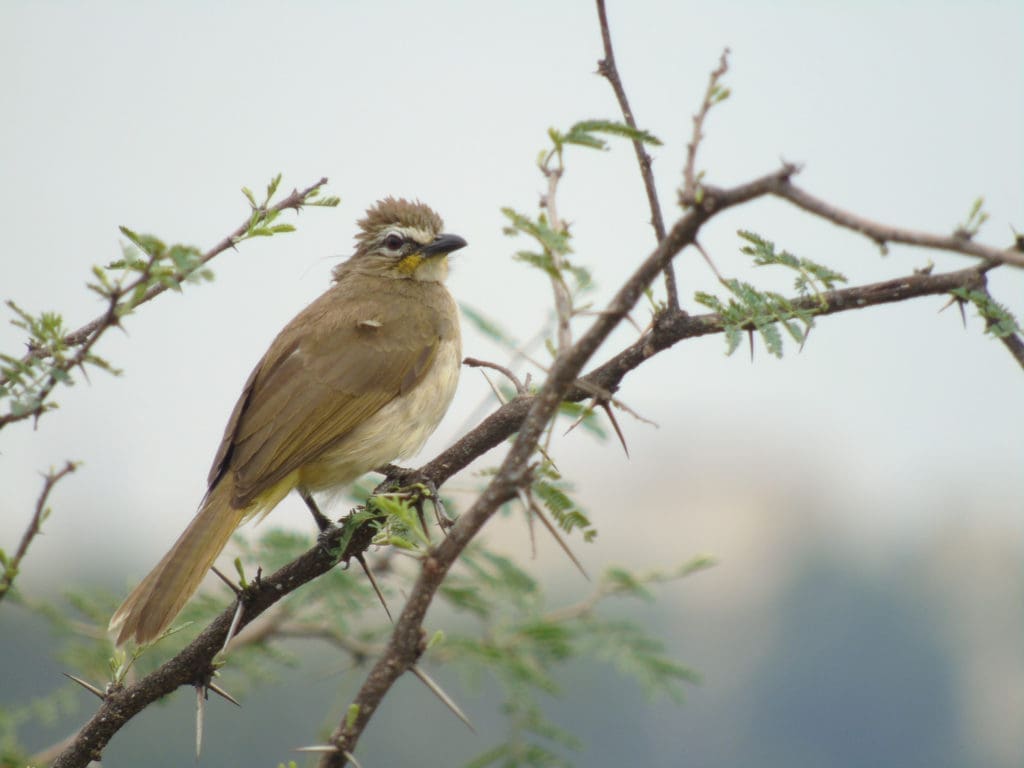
{"left": 297, "top": 332, "right": 461, "bottom": 493}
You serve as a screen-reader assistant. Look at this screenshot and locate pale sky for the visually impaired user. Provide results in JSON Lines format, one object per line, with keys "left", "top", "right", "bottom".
{"left": 1, "top": 0, "right": 1021, "bottom": 625}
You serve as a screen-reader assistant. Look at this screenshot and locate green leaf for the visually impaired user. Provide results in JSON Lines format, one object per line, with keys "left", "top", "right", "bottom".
{"left": 568, "top": 119, "right": 663, "bottom": 146}
{"left": 950, "top": 287, "right": 1023, "bottom": 339}
{"left": 265, "top": 173, "right": 282, "bottom": 203}
{"left": 345, "top": 703, "right": 360, "bottom": 729}
{"left": 500, "top": 208, "right": 571, "bottom": 255}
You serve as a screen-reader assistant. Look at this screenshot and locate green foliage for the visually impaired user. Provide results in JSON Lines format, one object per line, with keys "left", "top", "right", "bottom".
{"left": 369, "top": 491, "right": 431, "bottom": 551}
{"left": 0, "top": 174, "right": 334, "bottom": 429}
{"left": 956, "top": 196, "right": 989, "bottom": 239}
{"left": 708, "top": 82, "right": 731, "bottom": 106}
{"left": 435, "top": 549, "right": 708, "bottom": 767}
{"left": 503, "top": 118, "right": 663, "bottom": 348}
{"left": 548, "top": 120, "right": 662, "bottom": 154}
{"left": 531, "top": 463, "right": 596, "bottom": 543}
{"left": 950, "top": 287, "right": 1023, "bottom": 339}
{"left": 0, "top": 682, "right": 80, "bottom": 767}
{"left": 0, "top": 300, "right": 87, "bottom": 421}
{"left": 737, "top": 231, "right": 846, "bottom": 297}
{"left": 694, "top": 230, "right": 847, "bottom": 357}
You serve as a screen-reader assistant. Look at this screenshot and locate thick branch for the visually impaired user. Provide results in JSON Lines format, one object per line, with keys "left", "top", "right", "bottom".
{"left": 595, "top": 0, "right": 678, "bottom": 309}
{"left": 50, "top": 515, "right": 379, "bottom": 768}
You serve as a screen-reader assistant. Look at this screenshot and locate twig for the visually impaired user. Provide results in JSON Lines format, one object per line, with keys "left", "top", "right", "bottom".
{"left": 63, "top": 178, "right": 329, "bottom": 349}
{"left": 996, "top": 330, "right": 1024, "bottom": 371}
{"left": 541, "top": 558, "right": 715, "bottom": 625}
{"left": 595, "top": 0, "right": 678, "bottom": 310}
{"left": 682, "top": 49, "right": 731, "bottom": 205}
{"left": 768, "top": 179, "right": 1024, "bottom": 269}
{"left": 0, "top": 461, "right": 77, "bottom": 604}
{"left": 463, "top": 356, "right": 527, "bottom": 395}
{"left": 0, "top": 178, "right": 331, "bottom": 431}
{"left": 540, "top": 158, "right": 574, "bottom": 351}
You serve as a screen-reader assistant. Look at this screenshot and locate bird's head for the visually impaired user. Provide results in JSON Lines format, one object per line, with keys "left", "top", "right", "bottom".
{"left": 338, "top": 197, "right": 467, "bottom": 282}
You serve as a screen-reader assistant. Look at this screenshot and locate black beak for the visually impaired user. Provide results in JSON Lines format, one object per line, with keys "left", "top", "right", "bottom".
{"left": 421, "top": 233, "right": 468, "bottom": 257}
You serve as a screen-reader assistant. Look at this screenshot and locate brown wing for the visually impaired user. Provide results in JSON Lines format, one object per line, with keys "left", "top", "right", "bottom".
{"left": 209, "top": 277, "right": 444, "bottom": 508}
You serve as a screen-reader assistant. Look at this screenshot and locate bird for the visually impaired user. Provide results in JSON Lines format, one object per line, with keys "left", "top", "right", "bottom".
{"left": 109, "top": 198, "right": 466, "bottom": 646}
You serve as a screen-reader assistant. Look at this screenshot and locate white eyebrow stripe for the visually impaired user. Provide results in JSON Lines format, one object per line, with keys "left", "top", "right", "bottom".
{"left": 384, "top": 226, "right": 434, "bottom": 245}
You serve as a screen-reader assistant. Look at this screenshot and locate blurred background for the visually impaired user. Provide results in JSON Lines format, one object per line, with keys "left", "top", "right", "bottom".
{"left": 1, "top": 1, "right": 1022, "bottom": 766}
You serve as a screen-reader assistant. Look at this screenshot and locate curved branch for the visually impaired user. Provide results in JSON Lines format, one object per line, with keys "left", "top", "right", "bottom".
{"left": 765, "top": 178, "right": 1024, "bottom": 268}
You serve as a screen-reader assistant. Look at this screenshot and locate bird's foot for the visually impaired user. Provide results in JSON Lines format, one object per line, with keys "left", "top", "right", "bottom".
{"left": 376, "top": 467, "right": 454, "bottom": 538}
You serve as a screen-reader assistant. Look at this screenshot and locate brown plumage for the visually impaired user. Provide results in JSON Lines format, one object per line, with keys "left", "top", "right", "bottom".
{"left": 109, "top": 199, "right": 466, "bottom": 646}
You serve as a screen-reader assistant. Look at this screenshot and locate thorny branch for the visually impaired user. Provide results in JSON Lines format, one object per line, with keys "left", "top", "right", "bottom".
{"left": 41, "top": 32, "right": 1022, "bottom": 768}
{"left": 0, "top": 461, "right": 78, "bottom": 604}
{"left": 595, "top": 0, "right": 678, "bottom": 310}
{"left": 0, "top": 178, "right": 331, "bottom": 431}
{"left": 48, "top": 229, "right": 1004, "bottom": 768}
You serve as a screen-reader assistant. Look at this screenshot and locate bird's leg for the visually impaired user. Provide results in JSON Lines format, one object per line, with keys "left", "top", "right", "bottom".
{"left": 299, "top": 489, "right": 333, "bottom": 532}
{"left": 301, "top": 488, "right": 393, "bottom": 621}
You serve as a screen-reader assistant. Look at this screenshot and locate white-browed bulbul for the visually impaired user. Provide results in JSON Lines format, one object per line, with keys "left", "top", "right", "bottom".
{"left": 109, "top": 198, "right": 466, "bottom": 646}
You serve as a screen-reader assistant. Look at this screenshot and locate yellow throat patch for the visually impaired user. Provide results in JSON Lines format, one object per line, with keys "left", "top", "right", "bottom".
{"left": 397, "top": 253, "right": 424, "bottom": 275}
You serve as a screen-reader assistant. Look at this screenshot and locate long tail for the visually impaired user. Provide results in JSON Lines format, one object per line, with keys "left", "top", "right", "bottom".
{"left": 109, "top": 480, "right": 246, "bottom": 646}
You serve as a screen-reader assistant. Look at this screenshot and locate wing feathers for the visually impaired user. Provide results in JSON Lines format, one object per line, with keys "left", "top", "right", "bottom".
{"left": 207, "top": 275, "right": 452, "bottom": 508}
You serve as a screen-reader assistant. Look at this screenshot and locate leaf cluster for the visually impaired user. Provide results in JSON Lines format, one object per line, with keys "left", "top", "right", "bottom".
{"left": 1, "top": 174, "right": 331, "bottom": 429}
{"left": 950, "top": 287, "right": 1023, "bottom": 339}
{"left": 0, "top": 302, "right": 87, "bottom": 422}
{"left": 694, "top": 230, "right": 847, "bottom": 357}
{"left": 531, "top": 463, "right": 596, "bottom": 543}
{"left": 435, "top": 549, "right": 707, "bottom": 767}
{"left": 502, "top": 120, "right": 663, "bottom": 335}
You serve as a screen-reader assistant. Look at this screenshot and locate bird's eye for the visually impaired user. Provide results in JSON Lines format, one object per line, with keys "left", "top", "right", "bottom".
{"left": 383, "top": 233, "right": 404, "bottom": 251}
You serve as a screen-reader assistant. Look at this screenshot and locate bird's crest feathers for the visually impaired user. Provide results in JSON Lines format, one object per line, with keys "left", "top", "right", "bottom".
{"left": 356, "top": 198, "right": 443, "bottom": 245}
